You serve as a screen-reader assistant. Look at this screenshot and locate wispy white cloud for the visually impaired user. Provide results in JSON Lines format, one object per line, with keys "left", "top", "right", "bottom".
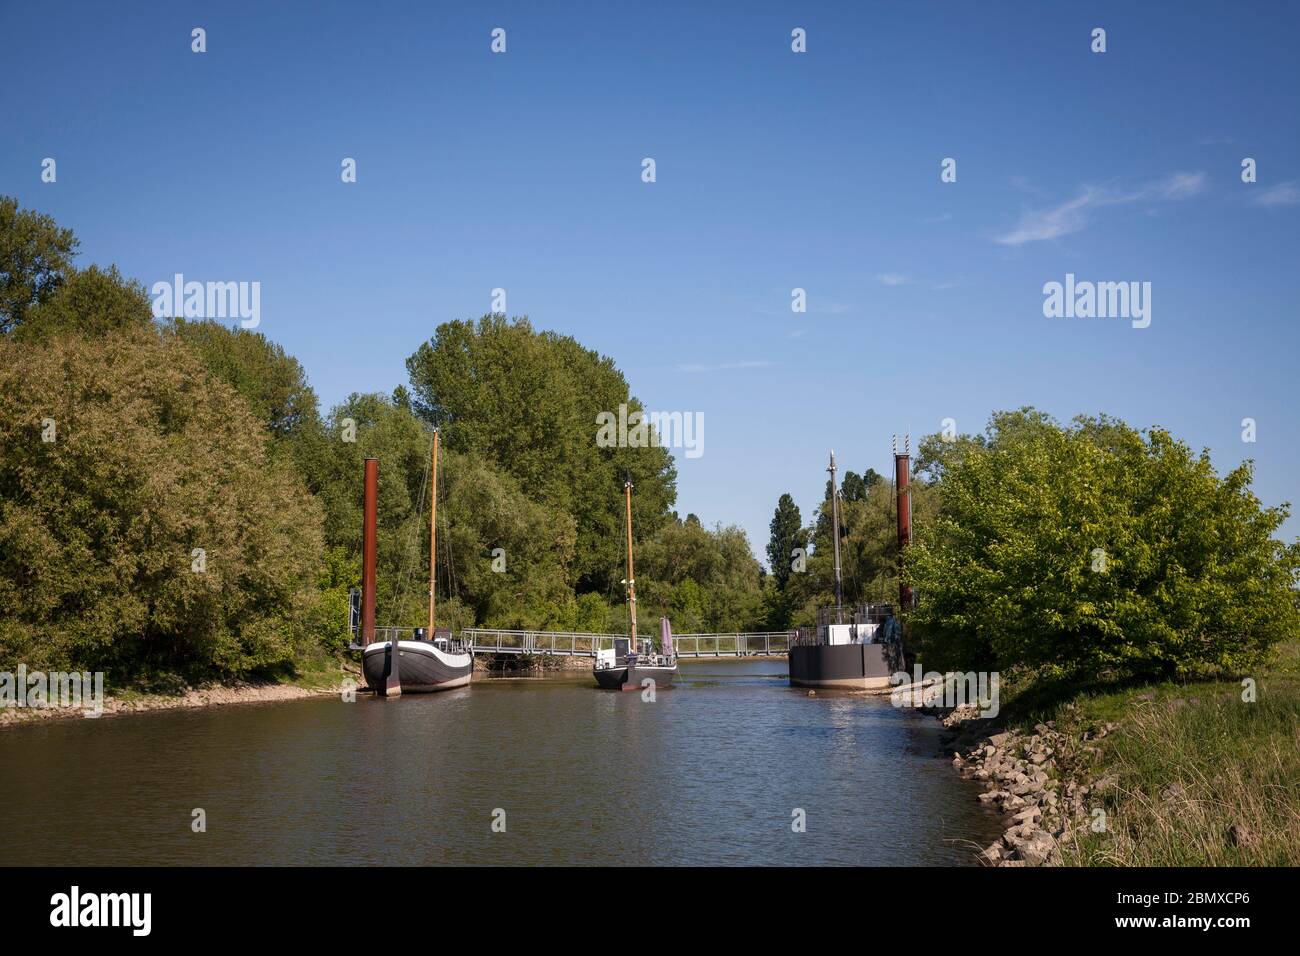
{"left": 1157, "top": 171, "right": 1206, "bottom": 199}
{"left": 922, "top": 212, "right": 952, "bottom": 224}
{"left": 675, "top": 360, "right": 775, "bottom": 373}
{"left": 996, "top": 172, "right": 1206, "bottom": 246}
{"left": 1253, "top": 181, "right": 1300, "bottom": 207}
{"left": 876, "top": 273, "right": 910, "bottom": 286}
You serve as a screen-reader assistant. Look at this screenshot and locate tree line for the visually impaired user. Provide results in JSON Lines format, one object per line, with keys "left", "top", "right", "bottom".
{"left": 0, "top": 198, "right": 765, "bottom": 680}
{"left": 4, "top": 196, "right": 1296, "bottom": 683}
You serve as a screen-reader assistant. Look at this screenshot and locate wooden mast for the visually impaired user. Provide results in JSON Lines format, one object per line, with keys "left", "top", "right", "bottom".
{"left": 623, "top": 480, "right": 637, "bottom": 649}
{"left": 428, "top": 429, "right": 439, "bottom": 637}
{"left": 828, "top": 450, "right": 843, "bottom": 621}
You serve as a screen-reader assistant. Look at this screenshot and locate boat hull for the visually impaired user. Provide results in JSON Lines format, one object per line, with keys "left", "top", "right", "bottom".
{"left": 788, "top": 643, "right": 896, "bottom": 689}
{"left": 593, "top": 663, "right": 677, "bottom": 691}
{"left": 363, "top": 640, "right": 473, "bottom": 694}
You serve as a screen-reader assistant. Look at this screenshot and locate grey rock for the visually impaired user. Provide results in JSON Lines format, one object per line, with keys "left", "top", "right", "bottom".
{"left": 1018, "top": 831, "right": 1056, "bottom": 866}
{"left": 1227, "top": 824, "right": 1256, "bottom": 848}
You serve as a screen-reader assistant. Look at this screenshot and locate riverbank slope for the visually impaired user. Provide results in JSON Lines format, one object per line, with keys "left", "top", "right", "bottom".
{"left": 940, "top": 640, "right": 1300, "bottom": 866}
{"left": 0, "top": 658, "right": 357, "bottom": 728}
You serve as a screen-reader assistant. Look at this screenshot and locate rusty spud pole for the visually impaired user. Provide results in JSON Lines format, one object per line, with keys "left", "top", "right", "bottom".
{"left": 361, "top": 458, "right": 378, "bottom": 646}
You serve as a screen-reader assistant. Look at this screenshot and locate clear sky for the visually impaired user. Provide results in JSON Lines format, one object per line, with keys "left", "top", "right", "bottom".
{"left": 4, "top": 1, "right": 1298, "bottom": 562}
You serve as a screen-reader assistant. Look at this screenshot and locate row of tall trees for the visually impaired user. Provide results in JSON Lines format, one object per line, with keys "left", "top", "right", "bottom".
{"left": 0, "top": 197, "right": 765, "bottom": 679}
{"left": 5, "top": 196, "right": 1293, "bottom": 681}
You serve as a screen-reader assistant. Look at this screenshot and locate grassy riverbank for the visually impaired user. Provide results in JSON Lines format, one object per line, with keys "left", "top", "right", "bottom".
{"left": 985, "top": 641, "right": 1300, "bottom": 866}
{"left": 0, "top": 656, "right": 357, "bottom": 728}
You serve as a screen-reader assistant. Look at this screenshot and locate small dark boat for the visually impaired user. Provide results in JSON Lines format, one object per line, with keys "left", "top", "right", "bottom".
{"left": 594, "top": 480, "right": 677, "bottom": 691}
{"left": 594, "top": 627, "right": 678, "bottom": 692}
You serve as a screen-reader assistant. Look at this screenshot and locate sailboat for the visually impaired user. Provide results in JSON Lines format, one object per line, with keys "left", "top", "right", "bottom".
{"left": 593, "top": 480, "right": 678, "bottom": 690}
{"left": 360, "top": 430, "right": 474, "bottom": 696}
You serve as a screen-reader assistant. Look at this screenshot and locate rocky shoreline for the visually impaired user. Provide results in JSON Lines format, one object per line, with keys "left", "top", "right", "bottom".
{"left": 935, "top": 702, "right": 1117, "bottom": 866}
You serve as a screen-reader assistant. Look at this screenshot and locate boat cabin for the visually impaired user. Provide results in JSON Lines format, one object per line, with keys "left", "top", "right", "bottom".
{"left": 812, "top": 603, "right": 895, "bottom": 646}
{"left": 596, "top": 636, "right": 659, "bottom": 669}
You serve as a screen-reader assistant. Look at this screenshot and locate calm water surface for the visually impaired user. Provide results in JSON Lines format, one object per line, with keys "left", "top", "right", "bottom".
{"left": 1, "top": 661, "right": 1002, "bottom": 865}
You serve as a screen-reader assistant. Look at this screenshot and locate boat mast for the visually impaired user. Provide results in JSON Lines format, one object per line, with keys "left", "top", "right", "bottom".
{"left": 623, "top": 480, "right": 638, "bottom": 646}
{"left": 828, "top": 450, "right": 843, "bottom": 621}
{"left": 428, "top": 428, "right": 439, "bottom": 636}
{"left": 362, "top": 458, "right": 378, "bottom": 645}
{"left": 894, "top": 433, "right": 912, "bottom": 610}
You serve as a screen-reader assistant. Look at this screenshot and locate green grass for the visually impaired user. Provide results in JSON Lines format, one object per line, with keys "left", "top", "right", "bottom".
{"left": 288, "top": 653, "right": 355, "bottom": 690}
{"left": 104, "top": 652, "right": 353, "bottom": 700}
{"left": 986, "top": 642, "right": 1300, "bottom": 866}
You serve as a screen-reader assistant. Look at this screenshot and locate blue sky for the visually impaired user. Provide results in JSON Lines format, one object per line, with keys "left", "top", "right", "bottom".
{"left": 4, "top": 1, "right": 1298, "bottom": 562}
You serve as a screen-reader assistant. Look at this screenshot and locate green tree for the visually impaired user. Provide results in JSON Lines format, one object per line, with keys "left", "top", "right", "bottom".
{"left": 438, "top": 448, "right": 577, "bottom": 629}
{"left": 309, "top": 392, "right": 580, "bottom": 633}
{"left": 0, "top": 196, "right": 79, "bottom": 334}
{"left": 841, "top": 468, "right": 882, "bottom": 503}
{"left": 405, "top": 314, "right": 677, "bottom": 592}
{"left": 908, "top": 409, "right": 1300, "bottom": 677}
{"left": 0, "top": 327, "right": 325, "bottom": 678}
{"left": 311, "top": 392, "right": 432, "bottom": 628}
{"left": 638, "top": 517, "right": 765, "bottom": 632}
{"left": 766, "top": 493, "right": 805, "bottom": 590}
{"left": 15, "top": 265, "right": 152, "bottom": 341}
{"left": 168, "top": 318, "right": 323, "bottom": 441}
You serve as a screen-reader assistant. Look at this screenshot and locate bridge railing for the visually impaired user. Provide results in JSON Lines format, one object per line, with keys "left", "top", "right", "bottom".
{"left": 461, "top": 629, "right": 650, "bottom": 656}
{"left": 459, "top": 628, "right": 795, "bottom": 657}
{"left": 671, "top": 632, "right": 794, "bottom": 657}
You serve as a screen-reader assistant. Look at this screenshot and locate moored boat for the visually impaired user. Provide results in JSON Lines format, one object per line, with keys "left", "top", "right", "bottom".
{"left": 594, "top": 621, "right": 678, "bottom": 691}
{"left": 354, "top": 429, "right": 474, "bottom": 696}
{"left": 362, "top": 630, "right": 472, "bottom": 693}
{"left": 788, "top": 604, "right": 901, "bottom": 689}
{"left": 787, "top": 446, "right": 907, "bottom": 690}
{"left": 594, "top": 480, "right": 678, "bottom": 691}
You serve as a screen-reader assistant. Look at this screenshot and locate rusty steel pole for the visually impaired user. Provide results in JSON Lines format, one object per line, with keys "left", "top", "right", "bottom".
{"left": 361, "top": 457, "right": 378, "bottom": 646}
{"left": 894, "top": 437, "right": 912, "bottom": 609}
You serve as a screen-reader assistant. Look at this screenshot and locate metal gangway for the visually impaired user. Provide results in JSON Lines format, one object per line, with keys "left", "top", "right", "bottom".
{"left": 669, "top": 632, "right": 793, "bottom": 657}
{"left": 460, "top": 628, "right": 794, "bottom": 659}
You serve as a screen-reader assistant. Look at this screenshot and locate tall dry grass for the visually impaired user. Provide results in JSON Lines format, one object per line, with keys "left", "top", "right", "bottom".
{"left": 1062, "top": 683, "right": 1300, "bottom": 866}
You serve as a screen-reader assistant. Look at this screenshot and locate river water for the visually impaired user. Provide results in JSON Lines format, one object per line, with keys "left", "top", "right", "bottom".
{"left": 1, "top": 660, "right": 1002, "bottom": 865}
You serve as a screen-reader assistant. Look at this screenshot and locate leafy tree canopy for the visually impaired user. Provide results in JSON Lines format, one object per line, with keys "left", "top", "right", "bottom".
{"left": 0, "top": 327, "right": 325, "bottom": 678}
{"left": 908, "top": 408, "right": 1300, "bottom": 677}
{"left": 406, "top": 314, "right": 677, "bottom": 591}
{"left": 0, "top": 196, "right": 78, "bottom": 334}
